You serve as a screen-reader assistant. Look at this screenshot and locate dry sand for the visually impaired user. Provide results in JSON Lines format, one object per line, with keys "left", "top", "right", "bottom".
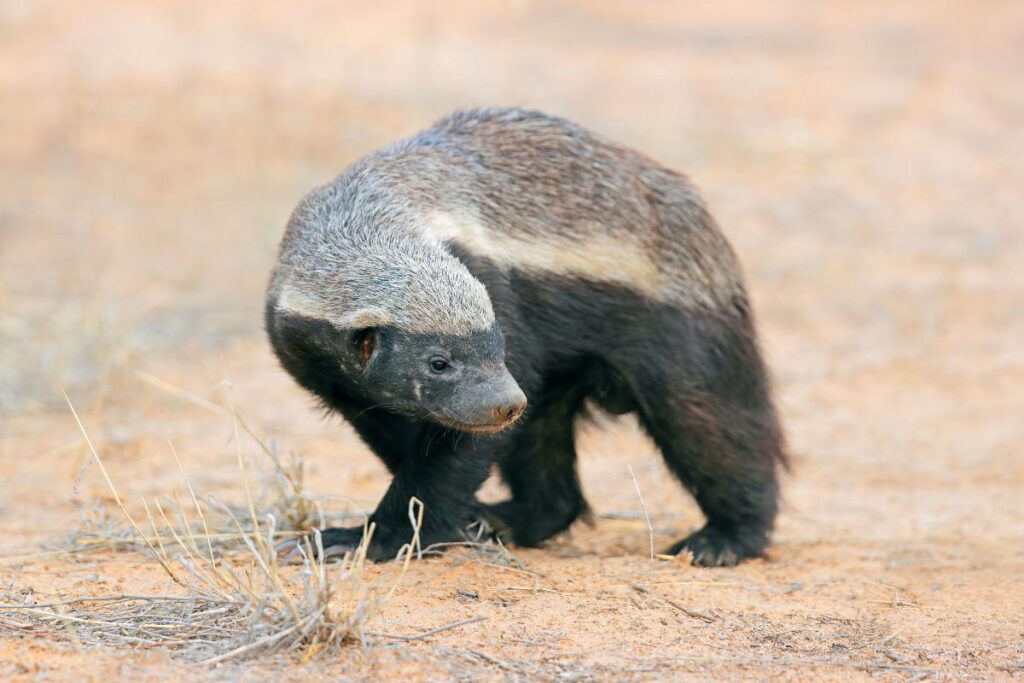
{"left": 1, "top": 1, "right": 1022, "bottom": 680}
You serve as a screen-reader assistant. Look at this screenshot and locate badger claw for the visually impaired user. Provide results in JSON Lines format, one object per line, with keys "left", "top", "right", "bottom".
{"left": 665, "top": 525, "right": 765, "bottom": 568}
{"left": 276, "top": 527, "right": 367, "bottom": 563}
{"left": 275, "top": 538, "right": 306, "bottom": 563}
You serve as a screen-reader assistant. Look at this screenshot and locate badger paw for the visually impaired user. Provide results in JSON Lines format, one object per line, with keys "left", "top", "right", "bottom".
{"left": 665, "top": 526, "right": 765, "bottom": 567}
{"left": 479, "top": 499, "right": 588, "bottom": 548}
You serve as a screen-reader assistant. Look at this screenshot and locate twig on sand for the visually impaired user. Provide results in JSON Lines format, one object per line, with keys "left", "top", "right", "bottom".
{"left": 665, "top": 599, "right": 717, "bottom": 623}
{"left": 367, "top": 616, "right": 487, "bottom": 642}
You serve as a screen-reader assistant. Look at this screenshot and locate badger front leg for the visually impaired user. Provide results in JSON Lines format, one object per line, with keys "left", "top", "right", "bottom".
{"left": 282, "top": 425, "right": 498, "bottom": 562}
{"left": 484, "top": 379, "right": 591, "bottom": 547}
{"left": 363, "top": 432, "right": 495, "bottom": 560}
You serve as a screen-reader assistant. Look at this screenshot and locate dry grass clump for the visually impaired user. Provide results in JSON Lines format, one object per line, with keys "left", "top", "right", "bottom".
{"left": 0, "top": 390, "right": 422, "bottom": 664}
{"left": 0, "top": 530, "right": 376, "bottom": 664}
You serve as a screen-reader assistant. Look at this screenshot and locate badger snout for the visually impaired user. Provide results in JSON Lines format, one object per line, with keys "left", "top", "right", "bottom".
{"left": 490, "top": 389, "right": 527, "bottom": 426}
{"left": 441, "top": 375, "right": 527, "bottom": 434}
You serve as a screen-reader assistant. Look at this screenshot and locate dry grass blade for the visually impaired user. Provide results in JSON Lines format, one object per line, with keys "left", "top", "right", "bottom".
{"left": 627, "top": 463, "right": 655, "bottom": 588}
{"left": 62, "top": 389, "right": 184, "bottom": 585}
{"left": 138, "top": 371, "right": 321, "bottom": 531}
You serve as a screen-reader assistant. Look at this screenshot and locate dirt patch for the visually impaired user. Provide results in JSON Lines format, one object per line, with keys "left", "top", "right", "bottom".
{"left": 2, "top": 1, "right": 1022, "bottom": 680}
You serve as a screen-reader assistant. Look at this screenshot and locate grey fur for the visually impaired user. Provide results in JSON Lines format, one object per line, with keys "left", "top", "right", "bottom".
{"left": 268, "top": 107, "right": 742, "bottom": 333}
{"left": 269, "top": 184, "right": 494, "bottom": 335}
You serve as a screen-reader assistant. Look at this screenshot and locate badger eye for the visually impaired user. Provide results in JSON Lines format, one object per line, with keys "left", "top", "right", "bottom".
{"left": 429, "top": 356, "right": 450, "bottom": 373}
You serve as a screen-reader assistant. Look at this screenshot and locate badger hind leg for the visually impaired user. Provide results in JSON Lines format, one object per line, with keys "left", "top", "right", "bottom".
{"left": 487, "top": 373, "right": 592, "bottom": 547}
{"left": 628, "top": 303, "right": 785, "bottom": 567}
{"left": 644, "top": 393, "right": 782, "bottom": 567}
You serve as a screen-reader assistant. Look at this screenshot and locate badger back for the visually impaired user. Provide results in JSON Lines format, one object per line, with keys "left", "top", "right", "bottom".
{"left": 405, "top": 108, "right": 746, "bottom": 310}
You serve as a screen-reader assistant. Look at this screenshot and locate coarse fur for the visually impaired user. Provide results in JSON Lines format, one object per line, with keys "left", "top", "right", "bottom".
{"left": 266, "top": 107, "right": 787, "bottom": 567}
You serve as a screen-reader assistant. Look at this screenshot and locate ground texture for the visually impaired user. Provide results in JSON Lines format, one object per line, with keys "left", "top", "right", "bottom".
{"left": 1, "top": 1, "right": 1022, "bottom": 680}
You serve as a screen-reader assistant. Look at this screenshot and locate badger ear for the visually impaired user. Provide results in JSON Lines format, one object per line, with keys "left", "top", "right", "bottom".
{"left": 339, "top": 308, "right": 389, "bottom": 367}
{"left": 337, "top": 308, "right": 391, "bottom": 330}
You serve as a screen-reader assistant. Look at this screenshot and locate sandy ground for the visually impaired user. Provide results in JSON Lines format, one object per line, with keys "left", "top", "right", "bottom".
{"left": 2, "top": 1, "right": 1023, "bottom": 680}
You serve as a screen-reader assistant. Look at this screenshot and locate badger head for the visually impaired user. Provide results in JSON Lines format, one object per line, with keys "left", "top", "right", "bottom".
{"left": 266, "top": 238, "right": 526, "bottom": 435}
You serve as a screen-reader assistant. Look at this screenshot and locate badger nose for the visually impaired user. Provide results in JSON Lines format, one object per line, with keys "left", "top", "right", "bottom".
{"left": 492, "top": 394, "right": 527, "bottom": 424}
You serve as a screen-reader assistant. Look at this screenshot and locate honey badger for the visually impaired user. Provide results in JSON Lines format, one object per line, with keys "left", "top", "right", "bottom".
{"left": 266, "top": 107, "right": 786, "bottom": 567}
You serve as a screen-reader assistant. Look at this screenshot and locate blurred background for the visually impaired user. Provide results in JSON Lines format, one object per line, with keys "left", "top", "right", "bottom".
{"left": 1, "top": 1, "right": 1022, "bottom": 675}
{"left": 2, "top": 1, "right": 1022, "bottom": 415}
